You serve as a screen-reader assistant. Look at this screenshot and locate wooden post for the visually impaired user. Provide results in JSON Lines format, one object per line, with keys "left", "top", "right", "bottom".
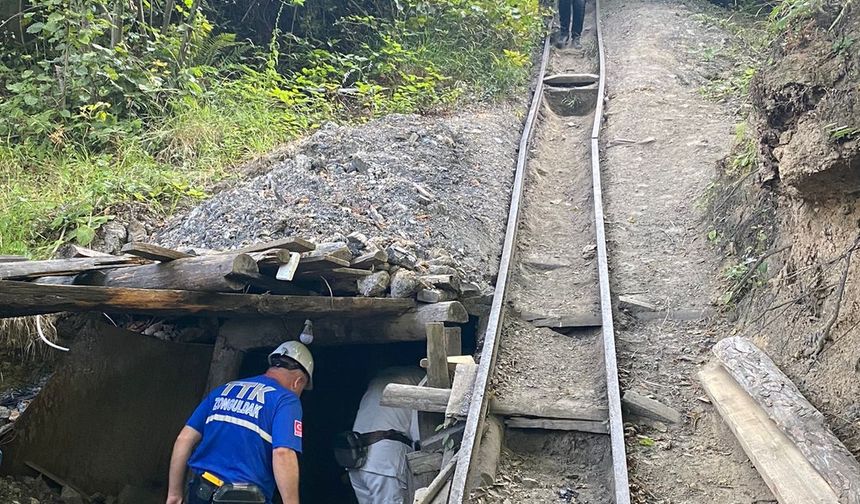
{"left": 444, "top": 327, "right": 462, "bottom": 357}
{"left": 93, "top": 254, "right": 258, "bottom": 292}
{"left": 205, "top": 331, "right": 245, "bottom": 394}
{"left": 467, "top": 416, "right": 504, "bottom": 489}
{"left": 426, "top": 323, "right": 451, "bottom": 389}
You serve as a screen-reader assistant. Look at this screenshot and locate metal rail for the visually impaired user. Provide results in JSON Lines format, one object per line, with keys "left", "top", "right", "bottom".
{"left": 589, "top": 0, "right": 632, "bottom": 500}
{"left": 447, "top": 36, "right": 551, "bottom": 504}
{"left": 449, "top": 0, "right": 631, "bottom": 500}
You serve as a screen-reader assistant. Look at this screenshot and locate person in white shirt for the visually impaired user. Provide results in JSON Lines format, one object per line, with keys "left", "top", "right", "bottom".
{"left": 348, "top": 367, "right": 424, "bottom": 504}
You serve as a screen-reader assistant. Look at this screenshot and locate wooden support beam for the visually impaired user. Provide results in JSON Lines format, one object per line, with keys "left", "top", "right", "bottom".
{"left": 426, "top": 323, "right": 451, "bottom": 389}
{"left": 0, "top": 281, "right": 415, "bottom": 319}
{"left": 446, "top": 363, "right": 477, "bottom": 420}
{"left": 0, "top": 257, "right": 147, "bottom": 280}
{"left": 505, "top": 417, "right": 609, "bottom": 434}
{"left": 414, "top": 453, "right": 458, "bottom": 504}
{"left": 444, "top": 327, "right": 462, "bottom": 356}
{"left": 420, "top": 355, "right": 475, "bottom": 372}
{"left": 467, "top": 416, "right": 504, "bottom": 489}
{"left": 217, "top": 302, "right": 467, "bottom": 349}
{"left": 295, "top": 267, "right": 371, "bottom": 279}
{"left": 222, "top": 237, "right": 315, "bottom": 255}
{"left": 712, "top": 337, "right": 860, "bottom": 504}
{"left": 121, "top": 242, "right": 192, "bottom": 262}
{"left": 381, "top": 383, "right": 608, "bottom": 430}
{"left": 699, "top": 363, "right": 839, "bottom": 504}
{"left": 206, "top": 331, "right": 245, "bottom": 393}
{"left": 92, "top": 254, "right": 258, "bottom": 292}
{"left": 621, "top": 390, "right": 682, "bottom": 424}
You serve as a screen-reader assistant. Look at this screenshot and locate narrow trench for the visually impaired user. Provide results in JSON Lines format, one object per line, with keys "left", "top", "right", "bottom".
{"left": 482, "top": 3, "right": 615, "bottom": 502}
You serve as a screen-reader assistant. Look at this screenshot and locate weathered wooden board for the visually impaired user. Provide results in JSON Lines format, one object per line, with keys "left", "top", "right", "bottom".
{"left": 699, "top": 363, "right": 839, "bottom": 504}
{"left": 0, "top": 257, "right": 147, "bottom": 279}
{"left": 121, "top": 242, "right": 192, "bottom": 262}
{"left": 222, "top": 237, "right": 315, "bottom": 255}
{"left": 426, "top": 323, "right": 451, "bottom": 389}
{"left": 381, "top": 383, "right": 608, "bottom": 428}
{"left": 0, "top": 280, "right": 415, "bottom": 319}
{"left": 713, "top": 337, "right": 860, "bottom": 504}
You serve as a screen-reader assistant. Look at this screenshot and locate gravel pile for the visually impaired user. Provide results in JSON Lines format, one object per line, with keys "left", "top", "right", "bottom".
{"left": 156, "top": 110, "right": 523, "bottom": 290}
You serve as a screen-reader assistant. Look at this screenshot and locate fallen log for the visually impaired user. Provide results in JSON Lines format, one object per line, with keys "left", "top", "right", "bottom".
{"left": 381, "top": 384, "right": 608, "bottom": 429}
{"left": 90, "top": 254, "right": 258, "bottom": 292}
{"left": 712, "top": 337, "right": 860, "bottom": 504}
{"left": 699, "top": 363, "right": 839, "bottom": 504}
{"left": 0, "top": 257, "right": 147, "bottom": 280}
{"left": 0, "top": 280, "right": 415, "bottom": 319}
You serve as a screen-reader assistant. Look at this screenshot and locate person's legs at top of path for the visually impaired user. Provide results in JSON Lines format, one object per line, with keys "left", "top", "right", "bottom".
{"left": 571, "top": 0, "right": 586, "bottom": 49}
{"left": 557, "top": 0, "right": 572, "bottom": 48}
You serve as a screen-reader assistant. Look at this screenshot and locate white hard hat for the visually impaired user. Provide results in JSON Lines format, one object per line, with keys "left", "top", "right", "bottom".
{"left": 269, "top": 341, "right": 314, "bottom": 390}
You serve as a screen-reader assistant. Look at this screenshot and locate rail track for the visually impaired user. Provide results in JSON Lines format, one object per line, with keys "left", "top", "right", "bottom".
{"left": 448, "top": 0, "right": 631, "bottom": 501}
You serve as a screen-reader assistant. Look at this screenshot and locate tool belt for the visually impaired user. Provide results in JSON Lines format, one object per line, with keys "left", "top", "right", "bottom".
{"left": 189, "top": 471, "right": 266, "bottom": 504}
{"left": 333, "top": 430, "right": 414, "bottom": 469}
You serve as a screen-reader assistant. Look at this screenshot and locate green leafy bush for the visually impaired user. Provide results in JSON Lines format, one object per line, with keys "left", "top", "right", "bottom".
{"left": 0, "top": 0, "right": 542, "bottom": 256}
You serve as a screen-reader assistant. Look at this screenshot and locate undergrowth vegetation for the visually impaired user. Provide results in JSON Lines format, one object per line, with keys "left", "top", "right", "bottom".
{"left": 698, "top": 0, "right": 853, "bottom": 306}
{"left": 0, "top": 0, "right": 543, "bottom": 257}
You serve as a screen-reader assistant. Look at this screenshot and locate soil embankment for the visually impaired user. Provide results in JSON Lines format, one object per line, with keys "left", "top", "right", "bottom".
{"left": 712, "top": 4, "right": 860, "bottom": 458}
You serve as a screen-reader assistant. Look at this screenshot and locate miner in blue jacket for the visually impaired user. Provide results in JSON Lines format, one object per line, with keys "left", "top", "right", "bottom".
{"left": 166, "top": 341, "right": 314, "bottom": 504}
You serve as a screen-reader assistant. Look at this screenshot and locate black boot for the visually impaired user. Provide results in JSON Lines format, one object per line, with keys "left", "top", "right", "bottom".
{"left": 555, "top": 31, "right": 569, "bottom": 49}
{"left": 571, "top": 35, "right": 582, "bottom": 49}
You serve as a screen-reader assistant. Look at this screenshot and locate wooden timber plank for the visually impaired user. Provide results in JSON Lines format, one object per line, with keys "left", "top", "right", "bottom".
{"left": 223, "top": 237, "right": 316, "bottom": 255}
{"left": 94, "top": 253, "right": 258, "bottom": 292}
{"left": 65, "top": 245, "right": 115, "bottom": 258}
{"left": 0, "top": 257, "right": 147, "bottom": 280}
{"left": 426, "top": 323, "right": 451, "bottom": 389}
{"left": 0, "top": 280, "right": 415, "bottom": 319}
{"left": 699, "top": 363, "right": 839, "bottom": 504}
{"left": 713, "top": 337, "right": 860, "bottom": 504}
{"left": 295, "top": 254, "right": 351, "bottom": 272}
{"left": 381, "top": 383, "right": 608, "bottom": 430}
{"left": 420, "top": 355, "right": 475, "bottom": 372}
{"left": 446, "top": 363, "right": 477, "bottom": 420}
{"left": 415, "top": 453, "right": 458, "bottom": 504}
{"left": 505, "top": 417, "right": 609, "bottom": 434}
{"left": 449, "top": 38, "right": 550, "bottom": 503}
{"left": 121, "top": 242, "right": 191, "bottom": 262}
{"left": 275, "top": 252, "right": 302, "bottom": 281}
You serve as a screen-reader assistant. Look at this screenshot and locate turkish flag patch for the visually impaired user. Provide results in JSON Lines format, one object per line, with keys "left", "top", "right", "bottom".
{"left": 294, "top": 420, "right": 303, "bottom": 438}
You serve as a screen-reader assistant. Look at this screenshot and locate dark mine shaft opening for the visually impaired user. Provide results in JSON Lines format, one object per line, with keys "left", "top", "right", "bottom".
{"left": 232, "top": 318, "right": 478, "bottom": 503}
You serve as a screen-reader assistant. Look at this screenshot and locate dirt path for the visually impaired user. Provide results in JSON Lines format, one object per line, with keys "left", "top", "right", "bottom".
{"left": 599, "top": 0, "right": 774, "bottom": 501}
